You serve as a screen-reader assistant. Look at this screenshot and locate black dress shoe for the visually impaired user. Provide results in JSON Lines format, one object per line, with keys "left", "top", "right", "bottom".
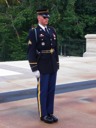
{"left": 40, "top": 115, "right": 54, "bottom": 124}
{"left": 48, "top": 114, "right": 58, "bottom": 122}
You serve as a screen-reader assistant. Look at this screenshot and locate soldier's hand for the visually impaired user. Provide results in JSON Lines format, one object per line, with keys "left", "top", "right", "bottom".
{"left": 33, "top": 70, "right": 40, "bottom": 78}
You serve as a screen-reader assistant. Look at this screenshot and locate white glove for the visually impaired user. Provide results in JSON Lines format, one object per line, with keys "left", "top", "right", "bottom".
{"left": 33, "top": 70, "right": 40, "bottom": 78}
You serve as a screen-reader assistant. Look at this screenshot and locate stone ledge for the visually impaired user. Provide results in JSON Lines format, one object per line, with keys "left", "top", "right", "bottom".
{"left": 85, "top": 34, "right": 96, "bottom": 39}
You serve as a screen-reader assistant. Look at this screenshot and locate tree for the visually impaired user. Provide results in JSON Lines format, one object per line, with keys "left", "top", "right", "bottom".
{"left": 75, "top": 0, "right": 96, "bottom": 34}
{"left": 0, "top": 0, "right": 96, "bottom": 61}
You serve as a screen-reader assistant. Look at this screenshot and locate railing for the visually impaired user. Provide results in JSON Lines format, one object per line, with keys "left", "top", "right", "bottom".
{"left": 58, "top": 39, "right": 86, "bottom": 57}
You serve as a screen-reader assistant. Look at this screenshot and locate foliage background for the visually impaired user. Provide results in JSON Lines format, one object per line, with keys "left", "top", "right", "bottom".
{"left": 0, "top": 0, "right": 96, "bottom": 61}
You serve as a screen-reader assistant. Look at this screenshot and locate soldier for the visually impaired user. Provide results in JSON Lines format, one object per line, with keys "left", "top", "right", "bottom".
{"left": 27, "top": 6, "right": 59, "bottom": 124}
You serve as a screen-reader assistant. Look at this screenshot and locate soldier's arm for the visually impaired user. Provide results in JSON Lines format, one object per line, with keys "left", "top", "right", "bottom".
{"left": 55, "top": 36, "right": 59, "bottom": 69}
{"left": 52, "top": 27, "right": 59, "bottom": 69}
{"left": 27, "top": 29, "right": 38, "bottom": 72}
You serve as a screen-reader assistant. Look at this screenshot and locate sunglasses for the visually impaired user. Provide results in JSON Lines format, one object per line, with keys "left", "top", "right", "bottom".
{"left": 41, "top": 14, "right": 50, "bottom": 19}
{"left": 42, "top": 16, "right": 49, "bottom": 19}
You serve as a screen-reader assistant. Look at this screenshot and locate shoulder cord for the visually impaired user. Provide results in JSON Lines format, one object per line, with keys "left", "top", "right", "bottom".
{"left": 34, "top": 28, "right": 38, "bottom": 43}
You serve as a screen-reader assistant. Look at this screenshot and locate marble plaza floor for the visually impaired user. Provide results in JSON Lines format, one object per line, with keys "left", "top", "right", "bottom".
{"left": 0, "top": 56, "right": 96, "bottom": 128}
{"left": 0, "top": 56, "right": 96, "bottom": 93}
{"left": 0, "top": 88, "right": 96, "bottom": 128}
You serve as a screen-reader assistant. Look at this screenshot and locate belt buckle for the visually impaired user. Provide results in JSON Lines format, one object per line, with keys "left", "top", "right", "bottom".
{"left": 50, "top": 48, "right": 54, "bottom": 54}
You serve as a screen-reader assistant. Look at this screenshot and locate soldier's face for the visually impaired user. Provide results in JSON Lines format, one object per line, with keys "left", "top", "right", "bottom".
{"left": 38, "top": 15, "right": 49, "bottom": 26}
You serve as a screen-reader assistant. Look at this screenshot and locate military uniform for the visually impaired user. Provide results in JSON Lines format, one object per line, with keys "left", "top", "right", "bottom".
{"left": 28, "top": 25, "right": 59, "bottom": 73}
{"left": 27, "top": 7, "right": 59, "bottom": 122}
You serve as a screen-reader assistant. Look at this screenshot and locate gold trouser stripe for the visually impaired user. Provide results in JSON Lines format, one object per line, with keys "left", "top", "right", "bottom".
{"left": 37, "top": 78, "right": 41, "bottom": 117}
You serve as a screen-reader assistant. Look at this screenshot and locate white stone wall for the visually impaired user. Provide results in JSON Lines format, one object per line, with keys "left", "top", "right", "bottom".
{"left": 83, "top": 34, "right": 96, "bottom": 57}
